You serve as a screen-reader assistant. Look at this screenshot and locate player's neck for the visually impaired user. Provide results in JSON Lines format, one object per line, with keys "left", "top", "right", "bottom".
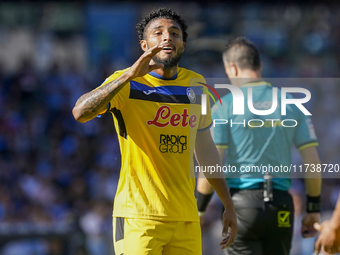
{"left": 235, "top": 70, "right": 262, "bottom": 87}
{"left": 152, "top": 66, "right": 178, "bottom": 79}
{"left": 239, "top": 69, "right": 261, "bottom": 79}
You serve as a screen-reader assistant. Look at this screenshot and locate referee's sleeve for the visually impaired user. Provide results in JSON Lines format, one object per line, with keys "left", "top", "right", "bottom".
{"left": 294, "top": 115, "right": 318, "bottom": 150}
{"left": 212, "top": 102, "right": 229, "bottom": 147}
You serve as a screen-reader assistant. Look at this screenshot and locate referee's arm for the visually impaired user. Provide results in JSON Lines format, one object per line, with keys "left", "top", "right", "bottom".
{"left": 299, "top": 146, "right": 322, "bottom": 238}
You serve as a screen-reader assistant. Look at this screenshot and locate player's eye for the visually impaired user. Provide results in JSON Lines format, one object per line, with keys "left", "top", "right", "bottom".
{"left": 154, "top": 31, "right": 162, "bottom": 35}
{"left": 172, "top": 32, "right": 179, "bottom": 36}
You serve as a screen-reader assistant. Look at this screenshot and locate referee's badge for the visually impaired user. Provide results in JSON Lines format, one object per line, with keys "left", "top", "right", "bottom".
{"left": 277, "top": 211, "right": 291, "bottom": 228}
{"left": 187, "top": 88, "right": 196, "bottom": 103}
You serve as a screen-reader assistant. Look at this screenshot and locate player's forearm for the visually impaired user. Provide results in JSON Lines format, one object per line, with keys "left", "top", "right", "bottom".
{"left": 195, "top": 143, "right": 233, "bottom": 209}
{"left": 72, "top": 71, "right": 132, "bottom": 123}
{"left": 197, "top": 175, "right": 214, "bottom": 194}
{"left": 205, "top": 177, "right": 234, "bottom": 210}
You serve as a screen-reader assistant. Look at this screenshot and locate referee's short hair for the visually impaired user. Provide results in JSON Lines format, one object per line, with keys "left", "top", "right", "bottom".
{"left": 223, "top": 37, "right": 261, "bottom": 71}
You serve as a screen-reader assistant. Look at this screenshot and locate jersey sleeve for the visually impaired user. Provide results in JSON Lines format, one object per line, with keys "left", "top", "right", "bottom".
{"left": 212, "top": 101, "right": 229, "bottom": 149}
{"left": 96, "top": 69, "right": 130, "bottom": 111}
{"left": 294, "top": 115, "right": 319, "bottom": 150}
{"left": 290, "top": 92, "right": 318, "bottom": 150}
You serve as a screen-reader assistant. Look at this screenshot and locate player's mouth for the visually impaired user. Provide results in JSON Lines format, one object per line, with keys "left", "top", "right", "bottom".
{"left": 161, "top": 44, "right": 175, "bottom": 53}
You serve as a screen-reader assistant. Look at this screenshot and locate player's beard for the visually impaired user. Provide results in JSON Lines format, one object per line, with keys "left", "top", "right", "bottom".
{"left": 152, "top": 49, "right": 183, "bottom": 70}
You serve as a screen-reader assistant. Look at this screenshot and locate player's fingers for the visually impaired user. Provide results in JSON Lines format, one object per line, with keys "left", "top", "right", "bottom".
{"left": 137, "top": 45, "right": 163, "bottom": 64}
{"left": 314, "top": 222, "right": 322, "bottom": 231}
{"left": 219, "top": 235, "right": 230, "bottom": 246}
{"left": 223, "top": 232, "right": 235, "bottom": 248}
{"left": 229, "top": 221, "right": 238, "bottom": 241}
{"left": 314, "top": 238, "right": 321, "bottom": 254}
{"left": 221, "top": 223, "right": 229, "bottom": 238}
{"left": 219, "top": 224, "right": 230, "bottom": 247}
{"left": 143, "top": 45, "right": 163, "bottom": 58}
{"left": 221, "top": 226, "right": 236, "bottom": 249}
{"left": 324, "top": 245, "right": 334, "bottom": 254}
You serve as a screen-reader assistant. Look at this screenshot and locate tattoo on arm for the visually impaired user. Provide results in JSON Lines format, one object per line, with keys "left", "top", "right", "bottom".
{"left": 75, "top": 78, "right": 124, "bottom": 120}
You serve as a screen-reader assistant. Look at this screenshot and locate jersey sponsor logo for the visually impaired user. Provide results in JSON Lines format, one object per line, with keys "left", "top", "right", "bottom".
{"left": 186, "top": 87, "right": 196, "bottom": 103}
{"left": 147, "top": 106, "right": 197, "bottom": 128}
{"left": 143, "top": 89, "right": 157, "bottom": 95}
{"left": 277, "top": 211, "right": 291, "bottom": 228}
{"left": 159, "top": 134, "right": 187, "bottom": 154}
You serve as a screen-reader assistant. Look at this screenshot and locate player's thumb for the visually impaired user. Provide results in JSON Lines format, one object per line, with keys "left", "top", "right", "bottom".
{"left": 313, "top": 222, "right": 321, "bottom": 231}
{"left": 222, "top": 224, "right": 229, "bottom": 237}
{"left": 149, "top": 63, "right": 164, "bottom": 71}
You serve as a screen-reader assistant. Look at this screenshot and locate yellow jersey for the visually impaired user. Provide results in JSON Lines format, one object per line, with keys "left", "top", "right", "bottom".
{"left": 98, "top": 67, "right": 212, "bottom": 222}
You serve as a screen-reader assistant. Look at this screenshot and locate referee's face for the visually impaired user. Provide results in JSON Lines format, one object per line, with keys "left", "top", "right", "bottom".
{"left": 141, "top": 18, "right": 185, "bottom": 69}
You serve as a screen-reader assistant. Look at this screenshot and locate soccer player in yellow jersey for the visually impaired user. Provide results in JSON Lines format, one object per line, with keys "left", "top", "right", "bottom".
{"left": 72, "top": 8, "right": 237, "bottom": 255}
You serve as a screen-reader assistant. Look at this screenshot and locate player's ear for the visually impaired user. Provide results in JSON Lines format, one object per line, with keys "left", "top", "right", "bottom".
{"left": 229, "top": 62, "right": 238, "bottom": 77}
{"left": 181, "top": 42, "right": 186, "bottom": 53}
{"left": 225, "top": 62, "right": 237, "bottom": 77}
{"left": 140, "top": 40, "right": 148, "bottom": 52}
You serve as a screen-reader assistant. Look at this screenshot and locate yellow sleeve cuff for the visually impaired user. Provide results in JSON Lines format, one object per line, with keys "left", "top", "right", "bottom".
{"left": 298, "top": 142, "right": 319, "bottom": 151}
{"left": 216, "top": 144, "right": 228, "bottom": 149}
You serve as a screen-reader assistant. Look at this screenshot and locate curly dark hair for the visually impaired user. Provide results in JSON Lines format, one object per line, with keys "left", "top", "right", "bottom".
{"left": 136, "top": 7, "right": 188, "bottom": 43}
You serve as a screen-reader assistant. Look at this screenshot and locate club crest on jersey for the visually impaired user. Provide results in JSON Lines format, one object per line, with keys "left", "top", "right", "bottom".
{"left": 186, "top": 88, "right": 196, "bottom": 103}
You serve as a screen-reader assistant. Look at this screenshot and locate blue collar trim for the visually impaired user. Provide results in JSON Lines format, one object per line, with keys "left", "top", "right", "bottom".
{"left": 149, "top": 71, "right": 178, "bottom": 80}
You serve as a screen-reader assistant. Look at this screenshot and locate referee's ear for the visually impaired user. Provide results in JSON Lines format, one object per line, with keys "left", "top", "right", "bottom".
{"left": 225, "top": 62, "right": 238, "bottom": 78}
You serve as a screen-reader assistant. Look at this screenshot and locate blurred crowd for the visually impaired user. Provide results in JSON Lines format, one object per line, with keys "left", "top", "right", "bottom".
{"left": 0, "top": 59, "right": 119, "bottom": 255}
{"left": 0, "top": 2, "right": 340, "bottom": 255}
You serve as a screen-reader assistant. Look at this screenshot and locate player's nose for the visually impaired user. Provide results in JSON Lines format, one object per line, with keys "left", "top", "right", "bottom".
{"left": 162, "top": 31, "right": 172, "bottom": 42}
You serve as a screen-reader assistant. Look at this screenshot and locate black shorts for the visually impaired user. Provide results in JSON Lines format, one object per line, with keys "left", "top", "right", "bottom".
{"left": 224, "top": 189, "right": 294, "bottom": 255}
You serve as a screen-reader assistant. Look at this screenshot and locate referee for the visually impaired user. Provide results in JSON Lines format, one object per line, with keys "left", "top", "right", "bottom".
{"left": 197, "top": 37, "right": 322, "bottom": 255}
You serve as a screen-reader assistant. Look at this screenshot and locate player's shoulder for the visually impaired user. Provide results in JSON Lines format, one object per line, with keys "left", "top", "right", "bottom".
{"left": 178, "top": 67, "right": 204, "bottom": 79}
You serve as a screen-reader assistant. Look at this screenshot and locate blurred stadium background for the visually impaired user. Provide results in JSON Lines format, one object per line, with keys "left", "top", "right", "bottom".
{"left": 0, "top": 1, "right": 340, "bottom": 255}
